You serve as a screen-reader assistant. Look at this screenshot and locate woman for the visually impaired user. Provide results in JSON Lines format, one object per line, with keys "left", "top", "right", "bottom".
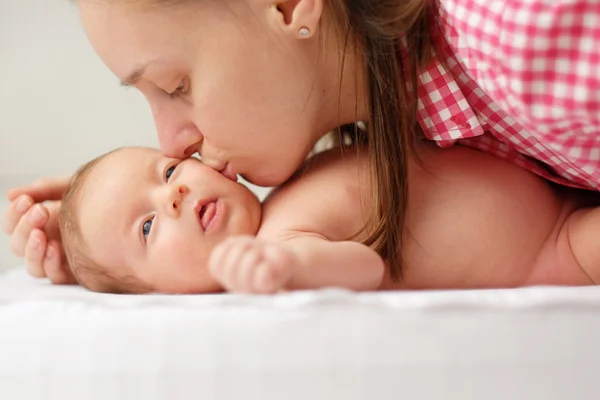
{"left": 4, "top": 0, "right": 600, "bottom": 284}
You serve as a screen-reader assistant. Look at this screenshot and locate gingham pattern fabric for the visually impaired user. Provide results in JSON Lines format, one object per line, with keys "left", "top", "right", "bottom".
{"left": 418, "top": 0, "right": 600, "bottom": 190}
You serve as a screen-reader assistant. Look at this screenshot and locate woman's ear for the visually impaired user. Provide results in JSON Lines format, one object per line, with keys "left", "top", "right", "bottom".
{"left": 271, "top": 0, "right": 324, "bottom": 38}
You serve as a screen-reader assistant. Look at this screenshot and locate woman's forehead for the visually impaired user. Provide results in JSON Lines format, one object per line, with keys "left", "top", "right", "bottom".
{"left": 78, "top": 1, "right": 198, "bottom": 73}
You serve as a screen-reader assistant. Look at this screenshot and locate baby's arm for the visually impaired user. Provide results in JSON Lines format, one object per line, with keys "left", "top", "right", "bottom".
{"left": 280, "top": 233, "right": 385, "bottom": 291}
{"left": 208, "top": 234, "right": 385, "bottom": 294}
{"left": 564, "top": 206, "right": 600, "bottom": 284}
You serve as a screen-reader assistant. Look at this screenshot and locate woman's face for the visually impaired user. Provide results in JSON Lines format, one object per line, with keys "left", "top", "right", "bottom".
{"left": 77, "top": 0, "right": 362, "bottom": 187}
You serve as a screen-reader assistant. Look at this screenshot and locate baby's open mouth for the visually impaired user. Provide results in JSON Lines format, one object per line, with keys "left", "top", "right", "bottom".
{"left": 195, "top": 200, "right": 218, "bottom": 232}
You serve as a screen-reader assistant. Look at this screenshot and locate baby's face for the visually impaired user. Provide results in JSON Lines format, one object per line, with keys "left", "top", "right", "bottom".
{"left": 78, "top": 147, "right": 261, "bottom": 293}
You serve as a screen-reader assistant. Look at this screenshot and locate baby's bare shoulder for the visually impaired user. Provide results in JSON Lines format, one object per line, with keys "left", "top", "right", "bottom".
{"left": 258, "top": 148, "right": 369, "bottom": 241}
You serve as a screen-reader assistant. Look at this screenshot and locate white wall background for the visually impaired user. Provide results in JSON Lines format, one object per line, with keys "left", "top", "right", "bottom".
{"left": 0, "top": 0, "right": 159, "bottom": 176}
{"left": 0, "top": 0, "right": 158, "bottom": 271}
{"left": 0, "top": 0, "right": 268, "bottom": 271}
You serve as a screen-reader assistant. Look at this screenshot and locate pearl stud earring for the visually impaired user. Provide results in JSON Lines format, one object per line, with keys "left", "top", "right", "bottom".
{"left": 299, "top": 27, "right": 310, "bottom": 37}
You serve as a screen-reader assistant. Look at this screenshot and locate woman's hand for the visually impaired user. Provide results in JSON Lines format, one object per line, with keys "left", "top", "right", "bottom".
{"left": 2, "top": 177, "right": 75, "bottom": 284}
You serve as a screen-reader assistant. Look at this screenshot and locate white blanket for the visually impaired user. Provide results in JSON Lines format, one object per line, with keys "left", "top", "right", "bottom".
{"left": 2, "top": 267, "right": 600, "bottom": 400}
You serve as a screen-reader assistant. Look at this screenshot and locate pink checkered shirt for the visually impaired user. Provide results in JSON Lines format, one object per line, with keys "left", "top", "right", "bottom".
{"left": 419, "top": 0, "right": 600, "bottom": 190}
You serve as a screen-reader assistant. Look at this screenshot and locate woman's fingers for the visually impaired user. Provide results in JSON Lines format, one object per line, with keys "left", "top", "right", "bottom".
{"left": 9, "top": 204, "right": 49, "bottom": 257}
{"left": 24, "top": 229, "right": 48, "bottom": 278}
{"left": 4, "top": 177, "right": 73, "bottom": 285}
{"left": 2, "top": 194, "right": 34, "bottom": 234}
{"left": 6, "top": 176, "right": 70, "bottom": 202}
{"left": 44, "top": 241, "right": 75, "bottom": 285}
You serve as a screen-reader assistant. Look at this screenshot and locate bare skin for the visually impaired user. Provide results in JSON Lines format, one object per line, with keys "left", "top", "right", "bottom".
{"left": 225, "top": 143, "right": 597, "bottom": 292}
{"left": 71, "top": 144, "right": 599, "bottom": 294}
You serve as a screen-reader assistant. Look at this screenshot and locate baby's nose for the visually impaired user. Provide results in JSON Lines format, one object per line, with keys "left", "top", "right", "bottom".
{"left": 167, "top": 184, "right": 190, "bottom": 215}
{"left": 176, "top": 184, "right": 189, "bottom": 197}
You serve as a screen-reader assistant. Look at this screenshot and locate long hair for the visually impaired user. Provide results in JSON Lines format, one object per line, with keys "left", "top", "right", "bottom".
{"left": 327, "top": 0, "right": 441, "bottom": 281}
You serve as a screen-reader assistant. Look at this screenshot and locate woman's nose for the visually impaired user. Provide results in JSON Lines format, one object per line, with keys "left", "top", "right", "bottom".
{"left": 159, "top": 184, "right": 190, "bottom": 218}
{"left": 151, "top": 101, "right": 203, "bottom": 159}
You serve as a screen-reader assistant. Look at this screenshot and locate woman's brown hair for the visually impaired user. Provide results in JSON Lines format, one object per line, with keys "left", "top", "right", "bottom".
{"left": 329, "top": 0, "right": 441, "bottom": 281}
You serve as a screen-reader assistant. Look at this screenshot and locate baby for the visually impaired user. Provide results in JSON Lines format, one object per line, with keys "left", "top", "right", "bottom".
{"left": 59, "top": 143, "right": 600, "bottom": 294}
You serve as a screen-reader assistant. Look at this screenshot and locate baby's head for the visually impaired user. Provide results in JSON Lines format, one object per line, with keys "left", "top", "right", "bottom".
{"left": 59, "top": 147, "right": 262, "bottom": 294}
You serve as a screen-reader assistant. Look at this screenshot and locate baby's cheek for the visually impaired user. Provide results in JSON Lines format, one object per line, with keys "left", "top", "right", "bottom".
{"left": 170, "top": 239, "right": 211, "bottom": 272}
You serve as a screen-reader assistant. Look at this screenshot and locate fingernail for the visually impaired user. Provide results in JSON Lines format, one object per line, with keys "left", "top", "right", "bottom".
{"left": 28, "top": 205, "right": 46, "bottom": 224}
{"left": 16, "top": 196, "right": 32, "bottom": 213}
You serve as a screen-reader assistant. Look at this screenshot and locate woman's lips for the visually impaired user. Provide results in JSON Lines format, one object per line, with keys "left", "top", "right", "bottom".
{"left": 201, "top": 157, "right": 237, "bottom": 181}
{"left": 220, "top": 163, "right": 237, "bottom": 182}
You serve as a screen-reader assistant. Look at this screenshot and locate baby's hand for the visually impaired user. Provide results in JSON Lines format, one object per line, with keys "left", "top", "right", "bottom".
{"left": 208, "top": 236, "right": 296, "bottom": 294}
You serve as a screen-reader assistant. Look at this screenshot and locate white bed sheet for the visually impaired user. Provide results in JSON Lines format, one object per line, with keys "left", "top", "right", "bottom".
{"left": 1, "top": 267, "right": 600, "bottom": 400}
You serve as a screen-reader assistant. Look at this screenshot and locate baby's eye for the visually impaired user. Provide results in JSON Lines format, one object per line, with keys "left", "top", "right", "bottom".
{"left": 142, "top": 219, "right": 153, "bottom": 239}
{"left": 165, "top": 165, "right": 176, "bottom": 181}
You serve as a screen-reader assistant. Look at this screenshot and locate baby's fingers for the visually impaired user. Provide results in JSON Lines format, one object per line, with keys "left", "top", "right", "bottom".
{"left": 209, "top": 237, "right": 255, "bottom": 291}
{"left": 208, "top": 242, "right": 230, "bottom": 276}
{"left": 218, "top": 239, "right": 255, "bottom": 288}
{"left": 234, "top": 247, "right": 265, "bottom": 292}
{"left": 255, "top": 245, "right": 294, "bottom": 293}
